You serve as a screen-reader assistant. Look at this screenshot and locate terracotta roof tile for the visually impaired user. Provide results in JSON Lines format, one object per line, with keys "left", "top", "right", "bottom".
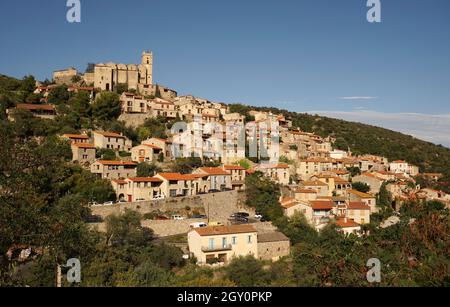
{"left": 72, "top": 143, "right": 95, "bottom": 149}
{"left": 194, "top": 225, "right": 257, "bottom": 236}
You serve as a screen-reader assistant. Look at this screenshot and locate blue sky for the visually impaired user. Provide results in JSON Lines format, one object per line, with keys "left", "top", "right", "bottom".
{"left": 1, "top": 0, "right": 449, "bottom": 145}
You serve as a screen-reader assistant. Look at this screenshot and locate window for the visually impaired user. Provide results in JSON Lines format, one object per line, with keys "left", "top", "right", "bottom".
{"left": 232, "top": 236, "right": 237, "bottom": 245}
{"left": 208, "top": 238, "right": 214, "bottom": 250}
{"left": 222, "top": 237, "right": 227, "bottom": 248}
{"left": 170, "top": 189, "right": 177, "bottom": 197}
{"left": 247, "top": 235, "right": 252, "bottom": 244}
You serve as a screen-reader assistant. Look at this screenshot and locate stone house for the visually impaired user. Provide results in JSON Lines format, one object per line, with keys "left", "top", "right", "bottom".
{"left": 62, "top": 134, "right": 90, "bottom": 144}
{"left": 112, "top": 177, "right": 163, "bottom": 202}
{"left": 352, "top": 173, "right": 386, "bottom": 194}
{"left": 194, "top": 167, "right": 232, "bottom": 192}
{"left": 222, "top": 165, "right": 246, "bottom": 191}
{"left": 142, "top": 138, "right": 173, "bottom": 160}
{"left": 256, "top": 163, "right": 290, "bottom": 186}
{"left": 188, "top": 225, "right": 258, "bottom": 265}
{"left": 257, "top": 232, "right": 291, "bottom": 262}
{"left": 90, "top": 160, "right": 137, "bottom": 180}
{"left": 71, "top": 143, "right": 96, "bottom": 166}
{"left": 346, "top": 189, "right": 377, "bottom": 213}
{"left": 154, "top": 173, "right": 208, "bottom": 198}
{"left": 131, "top": 143, "right": 163, "bottom": 163}
{"left": 93, "top": 131, "right": 132, "bottom": 152}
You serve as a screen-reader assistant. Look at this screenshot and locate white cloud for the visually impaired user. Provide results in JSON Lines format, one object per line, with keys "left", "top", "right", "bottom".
{"left": 308, "top": 110, "right": 450, "bottom": 147}
{"left": 338, "top": 96, "right": 378, "bottom": 100}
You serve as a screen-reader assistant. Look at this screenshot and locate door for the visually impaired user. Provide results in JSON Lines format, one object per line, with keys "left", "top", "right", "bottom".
{"left": 128, "top": 195, "right": 132, "bottom": 202}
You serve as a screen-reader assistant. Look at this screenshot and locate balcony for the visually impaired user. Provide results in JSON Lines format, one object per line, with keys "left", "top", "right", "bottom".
{"left": 201, "top": 244, "right": 232, "bottom": 253}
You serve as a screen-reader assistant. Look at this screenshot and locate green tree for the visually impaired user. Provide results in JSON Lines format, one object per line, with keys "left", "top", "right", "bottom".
{"left": 47, "top": 85, "right": 70, "bottom": 105}
{"left": 115, "top": 83, "right": 128, "bottom": 95}
{"left": 96, "top": 148, "right": 117, "bottom": 160}
{"left": 245, "top": 172, "right": 283, "bottom": 221}
{"left": 136, "top": 163, "right": 161, "bottom": 177}
{"left": 352, "top": 182, "right": 371, "bottom": 193}
{"left": 171, "top": 157, "right": 203, "bottom": 174}
{"left": 105, "top": 210, "right": 153, "bottom": 247}
{"left": 91, "top": 92, "right": 121, "bottom": 121}
{"left": 225, "top": 256, "right": 271, "bottom": 287}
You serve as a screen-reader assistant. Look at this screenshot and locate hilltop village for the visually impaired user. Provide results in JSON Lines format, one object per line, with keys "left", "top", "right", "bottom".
{"left": 5, "top": 51, "right": 449, "bottom": 266}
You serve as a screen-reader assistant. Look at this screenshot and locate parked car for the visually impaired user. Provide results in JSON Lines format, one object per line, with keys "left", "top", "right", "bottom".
{"left": 135, "top": 198, "right": 146, "bottom": 202}
{"left": 190, "top": 222, "right": 208, "bottom": 229}
{"left": 208, "top": 221, "right": 224, "bottom": 227}
{"left": 88, "top": 202, "right": 99, "bottom": 207}
{"left": 155, "top": 215, "right": 170, "bottom": 221}
{"left": 231, "top": 216, "right": 249, "bottom": 223}
{"left": 254, "top": 213, "right": 263, "bottom": 219}
{"left": 103, "top": 201, "right": 114, "bottom": 206}
{"left": 237, "top": 212, "right": 250, "bottom": 217}
{"left": 117, "top": 199, "right": 127, "bottom": 204}
{"left": 192, "top": 214, "right": 208, "bottom": 219}
{"left": 230, "top": 212, "right": 250, "bottom": 219}
{"left": 172, "top": 215, "right": 185, "bottom": 220}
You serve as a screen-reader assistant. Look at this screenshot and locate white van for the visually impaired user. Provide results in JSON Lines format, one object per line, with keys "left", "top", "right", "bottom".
{"left": 190, "top": 222, "right": 208, "bottom": 229}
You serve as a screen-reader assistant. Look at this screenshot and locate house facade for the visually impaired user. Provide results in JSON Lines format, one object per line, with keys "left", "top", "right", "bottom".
{"left": 188, "top": 225, "right": 258, "bottom": 265}
{"left": 131, "top": 144, "right": 163, "bottom": 163}
{"left": 71, "top": 143, "right": 96, "bottom": 166}
{"left": 93, "top": 131, "right": 132, "bottom": 152}
{"left": 90, "top": 160, "right": 137, "bottom": 180}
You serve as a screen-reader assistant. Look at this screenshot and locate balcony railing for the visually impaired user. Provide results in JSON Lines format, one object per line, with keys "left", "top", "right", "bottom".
{"left": 201, "top": 244, "right": 232, "bottom": 253}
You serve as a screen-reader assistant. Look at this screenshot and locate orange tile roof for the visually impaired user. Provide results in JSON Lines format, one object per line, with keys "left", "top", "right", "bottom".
{"left": 333, "top": 177, "right": 350, "bottom": 184}
{"left": 224, "top": 165, "right": 246, "bottom": 171}
{"left": 157, "top": 173, "right": 203, "bottom": 181}
{"left": 94, "top": 131, "right": 125, "bottom": 138}
{"left": 310, "top": 201, "right": 334, "bottom": 210}
{"left": 347, "top": 202, "right": 370, "bottom": 210}
{"left": 128, "top": 177, "right": 163, "bottom": 183}
{"left": 112, "top": 179, "right": 127, "bottom": 185}
{"left": 336, "top": 218, "right": 360, "bottom": 228}
{"left": 97, "top": 160, "right": 137, "bottom": 166}
{"left": 72, "top": 143, "right": 95, "bottom": 149}
{"left": 63, "top": 134, "right": 90, "bottom": 139}
{"left": 194, "top": 225, "right": 257, "bottom": 236}
{"left": 198, "top": 167, "right": 231, "bottom": 176}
